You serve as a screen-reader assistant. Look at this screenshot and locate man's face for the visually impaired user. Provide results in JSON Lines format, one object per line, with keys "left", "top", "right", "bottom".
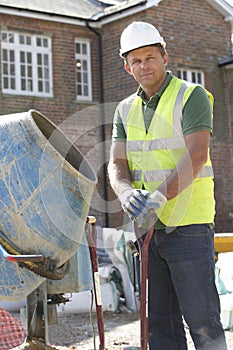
{"left": 124, "top": 46, "right": 169, "bottom": 97}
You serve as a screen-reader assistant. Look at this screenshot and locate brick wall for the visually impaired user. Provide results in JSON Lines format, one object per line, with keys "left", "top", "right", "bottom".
{"left": 0, "top": 0, "right": 232, "bottom": 231}
{"left": 212, "top": 64, "right": 233, "bottom": 232}
{"left": 101, "top": 0, "right": 233, "bottom": 231}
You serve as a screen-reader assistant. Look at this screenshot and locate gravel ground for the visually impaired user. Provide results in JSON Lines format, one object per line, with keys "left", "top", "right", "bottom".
{"left": 48, "top": 310, "right": 233, "bottom": 350}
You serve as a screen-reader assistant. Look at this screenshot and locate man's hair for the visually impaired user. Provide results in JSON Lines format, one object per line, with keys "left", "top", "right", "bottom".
{"left": 155, "top": 43, "right": 167, "bottom": 57}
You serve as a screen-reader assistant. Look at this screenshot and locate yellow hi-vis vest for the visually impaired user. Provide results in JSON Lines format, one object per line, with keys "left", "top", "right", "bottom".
{"left": 120, "top": 76, "right": 215, "bottom": 227}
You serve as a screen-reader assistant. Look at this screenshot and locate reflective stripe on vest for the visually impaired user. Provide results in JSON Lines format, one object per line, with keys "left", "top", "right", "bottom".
{"left": 131, "top": 166, "right": 214, "bottom": 183}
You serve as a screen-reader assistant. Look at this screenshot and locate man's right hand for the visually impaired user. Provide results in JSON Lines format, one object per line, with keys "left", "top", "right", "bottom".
{"left": 146, "top": 190, "right": 167, "bottom": 210}
{"left": 119, "top": 188, "right": 149, "bottom": 221}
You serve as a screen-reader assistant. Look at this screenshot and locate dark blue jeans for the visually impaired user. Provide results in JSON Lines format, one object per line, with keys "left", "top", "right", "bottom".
{"left": 148, "top": 224, "right": 227, "bottom": 350}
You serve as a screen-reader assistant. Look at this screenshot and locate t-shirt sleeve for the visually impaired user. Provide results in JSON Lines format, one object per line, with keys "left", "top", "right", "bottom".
{"left": 182, "top": 86, "right": 213, "bottom": 136}
{"left": 112, "top": 105, "right": 127, "bottom": 142}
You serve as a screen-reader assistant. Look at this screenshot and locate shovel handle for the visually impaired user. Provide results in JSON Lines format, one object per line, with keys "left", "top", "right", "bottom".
{"left": 85, "top": 216, "right": 105, "bottom": 350}
{"left": 134, "top": 209, "right": 155, "bottom": 350}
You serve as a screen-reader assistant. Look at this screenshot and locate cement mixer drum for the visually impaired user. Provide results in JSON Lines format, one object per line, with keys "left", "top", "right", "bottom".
{"left": 0, "top": 109, "right": 97, "bottom": 301}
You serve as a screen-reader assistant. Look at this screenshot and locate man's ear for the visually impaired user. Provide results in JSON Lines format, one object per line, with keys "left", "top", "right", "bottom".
{"left": 124, "top": 61, "right": 133, "bottom": 76}
{"left": 163, "top": 52, "right": 169, "bottom": 68}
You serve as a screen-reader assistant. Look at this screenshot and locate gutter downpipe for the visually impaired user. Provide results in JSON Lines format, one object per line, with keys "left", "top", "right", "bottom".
{"left": 86, "top": 21, "right": 109, "bottom": 227}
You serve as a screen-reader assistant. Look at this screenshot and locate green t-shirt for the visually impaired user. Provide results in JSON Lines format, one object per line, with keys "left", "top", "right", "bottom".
{"left": 112, "top": 72, "right": 213, "bottom": 229}
{"left": 112, "top": 72, "right": 213, "bottom": 141}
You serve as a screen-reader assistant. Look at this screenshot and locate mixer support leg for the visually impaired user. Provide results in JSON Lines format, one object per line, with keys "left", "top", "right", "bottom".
{"left": 26, "top": 281, "right": 49, "bottom": 344}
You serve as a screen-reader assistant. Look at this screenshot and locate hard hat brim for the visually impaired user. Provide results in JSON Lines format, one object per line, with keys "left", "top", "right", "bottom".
{"left": 119, "top": 42, "right": 166, "bottom": 58}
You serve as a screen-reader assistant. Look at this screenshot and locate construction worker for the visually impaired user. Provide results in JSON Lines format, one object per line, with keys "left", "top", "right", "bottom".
{"left": 108, "top": 21, "right": 227, "bottom": 349}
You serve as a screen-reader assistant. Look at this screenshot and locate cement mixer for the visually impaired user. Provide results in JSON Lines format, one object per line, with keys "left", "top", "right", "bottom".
{"left": 0, "top": 110, "right": 105, "bottom": 349}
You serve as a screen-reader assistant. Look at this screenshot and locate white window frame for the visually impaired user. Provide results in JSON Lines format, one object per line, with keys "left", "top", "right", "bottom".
{"left": 177, "top": 69, "right": 205, "bottom": 86}
{"left": 75, "top": 39, "right": 92, "bottom": 101}
{"left": 1, "top": 31, "right": 53, "bottom": 97}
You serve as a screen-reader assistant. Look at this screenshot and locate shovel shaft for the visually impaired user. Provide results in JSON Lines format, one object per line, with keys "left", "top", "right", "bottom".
{"left": 85, "top": 217, "right": 105, "bottom": 350}
{"left": 134, "top": 210, "right": 155, "bottom": 350}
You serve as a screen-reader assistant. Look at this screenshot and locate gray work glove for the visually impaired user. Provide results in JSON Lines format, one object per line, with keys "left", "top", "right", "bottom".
{"left": 137, "top": 190, "right": 167, "bottom": 226}
{"left": 146, "top": 190, "right": 167, "bottom": 210}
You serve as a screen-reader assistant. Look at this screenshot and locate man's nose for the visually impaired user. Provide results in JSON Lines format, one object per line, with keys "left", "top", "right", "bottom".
{"left": 140, "top": 59, "right": 150, "bottom": 68}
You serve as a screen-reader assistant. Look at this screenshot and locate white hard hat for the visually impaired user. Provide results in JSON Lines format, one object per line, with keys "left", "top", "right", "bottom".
{"left": 119, "top": 21, "right": 166, "bottom": 58}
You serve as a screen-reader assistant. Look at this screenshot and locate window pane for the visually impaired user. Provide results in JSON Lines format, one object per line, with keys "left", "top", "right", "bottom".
{"left": 28, "top": 66, "right": 32, "bottom": 78}
{"left": 77, "top": 72, "right": 81, "bottom": 81}
{"left": 83, "top": 60, "right": 87, "bottom": 71}
{"left": 44, "top": 54, "right": 49, "bottom": 66}
{"left": 43, "top": 38, "right": 48, "bottom": 48}
{"left": 28, "top": 80, "right": 33, "bottom": 91}
{"left": 76, "top": 43, "right": 80, "bottom": 54}
{"left": 77, "top": 84, "right": 82, "bottom": 95}
{"left": 9, "top": 34, "right": 14, "bottom": 43}
{"left": 20, "top": 51, "right": 25, "bottom": 63}
{"left": 3, "top": 77, "right": 8, "bottom": 89}
{"left": 37, "top": 38, "right": 42, "bottom": 46}
{"left": 44, "top": 67, "right": 49, "bottom": 79}
{"left": 27, "top": 52, "right": 32, "bottom": 64}
{"left": 10, "top": 78, "right": 15, "bottom": 89}
{"left": 38, "top": 80, "right": 43, "bottom": 92}
{"left": 82, "top": 43, "right": 87, "bottom": 55}
{"left": 84, "top": 85, "right": 88, "bottom": 96}
{"left": 45, "top": 81, "right": 49, "bottom": 93}
{"left": 192, "top": 72, "right": 196, "bottom": 83}
{"left": 83, "top": 72, "right": 87, "bottom": 84}
{"left": 19, "top": 35, "right": 24, "bottom": 44}
{"left": 21, "top": 79, "right": 26, "bottom": 90}
{"left": 10, "top": 64, "right": 15, "bottom": 75}
{"left": 38, "top": 67, "right": 42, "bottom": 78}
{"left": 3, "top": 63, "right": 8, "bottom": 75}
{"left": 37, "top": 54, "right": 42, "bottom": 65}
{"left": 3, "top": 49, "right": 8, "bottom": 61}
{"left": 21, "top": 65, "right": 25, "bottom": 76}
{"left": 10, "top": 50, "right": 15, "bottom": 62}
{"left": 197, "top": 73, "right": 202, "bottom": 84}
{"left": 2, "top": 33, "right": 7, "bottom": 42}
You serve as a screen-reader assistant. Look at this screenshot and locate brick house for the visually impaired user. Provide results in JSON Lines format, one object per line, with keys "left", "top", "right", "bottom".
{"left": 0, "top": 0, "right": 232, "bottom": 231}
